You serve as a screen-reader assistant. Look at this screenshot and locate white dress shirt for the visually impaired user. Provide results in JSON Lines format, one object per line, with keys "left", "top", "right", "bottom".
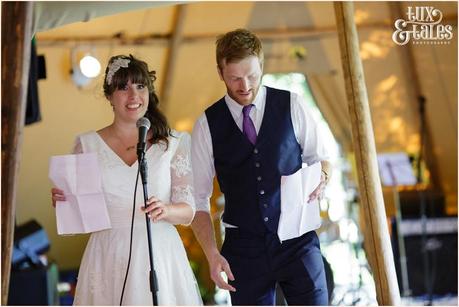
{"left": 191, "top": 86, "right": 329, "bottom": 213}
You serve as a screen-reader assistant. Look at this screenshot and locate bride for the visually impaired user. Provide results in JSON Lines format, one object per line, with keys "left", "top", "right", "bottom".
{"left": 51, "top": 54, "right": 202, "bottom": 305}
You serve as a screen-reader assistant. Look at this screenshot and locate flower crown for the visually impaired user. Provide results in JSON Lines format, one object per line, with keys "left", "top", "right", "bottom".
{"left": 106, "top": 57, "right": 130, "bottom": 85}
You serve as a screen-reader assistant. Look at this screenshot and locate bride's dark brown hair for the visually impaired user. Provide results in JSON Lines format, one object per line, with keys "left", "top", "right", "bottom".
{"left": 103, "top": 54, "right": 171, "bottom": 149}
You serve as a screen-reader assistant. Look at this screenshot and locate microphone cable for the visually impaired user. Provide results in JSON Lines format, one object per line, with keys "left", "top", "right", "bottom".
{"left": 119, "top": 166, "right": 141, "bottom": 305}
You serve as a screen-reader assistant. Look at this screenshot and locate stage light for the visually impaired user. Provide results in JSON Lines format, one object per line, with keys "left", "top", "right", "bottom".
{"left": 70, "top": 47, "right": 101, "bottom": 88}
{"left": 79, "top": 55, "right": 101, "bottom": 78}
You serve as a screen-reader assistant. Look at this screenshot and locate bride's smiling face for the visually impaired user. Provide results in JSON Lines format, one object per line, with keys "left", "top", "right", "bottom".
{"left": 110, "top": 80, "right": 149, "bottom": 122}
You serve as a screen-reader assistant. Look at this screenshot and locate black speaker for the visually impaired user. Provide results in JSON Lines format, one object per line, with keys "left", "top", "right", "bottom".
{"left": 391, "top": 217, "right": 458, "bottom": 296}
{"left": 398, "top": 189, "right": 445, "bottom": 217}
{"left": 8, "top": 263, "right": 59, "bottom": 305}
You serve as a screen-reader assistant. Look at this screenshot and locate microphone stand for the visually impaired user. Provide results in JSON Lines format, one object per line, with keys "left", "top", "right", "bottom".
{"left": 138, "top": 150, "right": 159, "bottom": 305}
{"left": 416, "top": 96, "right": 433, "bottom": 305}
{"left": 386, "top": 161, "right": 411, "bottom": 297}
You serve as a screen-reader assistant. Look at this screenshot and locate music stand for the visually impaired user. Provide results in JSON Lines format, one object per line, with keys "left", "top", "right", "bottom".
{"left": 377, "top": 152, "right": 416, "bottom": 297}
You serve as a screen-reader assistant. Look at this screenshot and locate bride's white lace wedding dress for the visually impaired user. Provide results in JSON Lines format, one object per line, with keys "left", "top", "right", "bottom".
{"left": 72, "top": 130, "right": 202, "bottom": 306}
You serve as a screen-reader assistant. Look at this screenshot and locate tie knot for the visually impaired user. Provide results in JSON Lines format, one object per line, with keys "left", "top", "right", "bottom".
{"left": 242, "top": 104, "right": 253, "bottom": 118}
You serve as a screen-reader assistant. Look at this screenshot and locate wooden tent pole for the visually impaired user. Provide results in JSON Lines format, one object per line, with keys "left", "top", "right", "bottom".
{"left": 333, "top": 2, "right": 401, "bottom": 305}
{"left": 1, "top": 2, "right": 33, "bottom": 304}
{"left": 159, "top": 4, "right": 186, "bottom": 113}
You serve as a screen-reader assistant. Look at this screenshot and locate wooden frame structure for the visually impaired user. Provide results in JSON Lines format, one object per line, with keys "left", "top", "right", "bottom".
{"left": 1, "top": 2, "right": 33, "bottom": 304}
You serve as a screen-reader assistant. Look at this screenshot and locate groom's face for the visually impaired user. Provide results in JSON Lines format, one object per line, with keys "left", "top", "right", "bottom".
{"left": 218, "top": 55, "right": 263, "bottom": 106}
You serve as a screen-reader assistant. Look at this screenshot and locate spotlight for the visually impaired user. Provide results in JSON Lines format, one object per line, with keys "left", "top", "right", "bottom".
{"left": 79, "top": 55, "right": 101, "bottom": 78}
{"left": 70, "top": 47, "right": 101, "bottom": 88}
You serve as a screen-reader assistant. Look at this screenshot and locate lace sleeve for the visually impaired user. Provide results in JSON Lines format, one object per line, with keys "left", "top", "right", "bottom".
{"left": 72, "top": 136, "right": 83, "bottom": 154}
{"left": 170, "top": 132, "right": 196, "bottom": 222}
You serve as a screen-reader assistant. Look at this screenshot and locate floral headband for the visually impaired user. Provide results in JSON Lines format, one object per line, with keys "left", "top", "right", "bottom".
{"left": 106, "top": 57, "right": 130, "bottom": 85}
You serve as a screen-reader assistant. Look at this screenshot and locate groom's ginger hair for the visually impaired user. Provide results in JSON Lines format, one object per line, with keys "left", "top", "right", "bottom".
{"left": 216, "top": 29, "right": 264, "bottom": 70}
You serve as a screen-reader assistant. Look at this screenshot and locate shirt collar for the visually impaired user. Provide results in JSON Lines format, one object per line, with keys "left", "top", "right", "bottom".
{"left": 224, "top": 86, "right": 266, "bottom": 118}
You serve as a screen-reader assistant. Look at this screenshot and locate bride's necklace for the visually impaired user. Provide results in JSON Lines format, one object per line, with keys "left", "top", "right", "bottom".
{"left": 112, "top": 127, "right": 136, "bottom": 152}
{"left": 125, "top": 144, "right": 136, "bottom": 151}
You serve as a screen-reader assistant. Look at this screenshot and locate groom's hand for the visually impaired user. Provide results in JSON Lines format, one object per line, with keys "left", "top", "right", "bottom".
{"left": 308, "top": 171, "right": 327, "bottom": 203}
{"left": 308, "top": 181, "right": 325, "bottom": 203}
{"left": 209, "top": 252, "right": 236, "bottom": 292}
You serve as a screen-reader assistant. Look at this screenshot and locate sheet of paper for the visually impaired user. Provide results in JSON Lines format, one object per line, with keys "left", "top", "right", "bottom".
{"left": 49, "top": 153, "right": 111, "bottom": 235}
{"left": 377, "top": 152, "right": 416, "bottom": 186}
{"left": 278, "top": 162, "right": 322, "bottom": 242}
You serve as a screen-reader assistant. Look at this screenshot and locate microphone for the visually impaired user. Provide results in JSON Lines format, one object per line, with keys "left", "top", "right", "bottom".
{"left": 136, "top": 117, "right": 151, "bottom": 161}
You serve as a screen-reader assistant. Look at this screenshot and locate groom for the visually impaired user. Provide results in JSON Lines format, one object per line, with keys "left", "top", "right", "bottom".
{"left": 191, "top": 28, "right": 332, "bottom": 305}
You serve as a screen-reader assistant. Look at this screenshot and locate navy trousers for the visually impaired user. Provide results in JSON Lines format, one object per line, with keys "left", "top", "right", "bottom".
{"left": 221, "top": 229, "right": 328, "bottom": 306}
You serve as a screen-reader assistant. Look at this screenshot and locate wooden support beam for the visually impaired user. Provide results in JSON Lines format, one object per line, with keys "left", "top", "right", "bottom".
{"left": 36, "top": 33, "right": 171, "bottom": 47}
{"left": 159, "top": 4, "right": 186, "bottom": 113}
{"left": 334, "top": 2, "right": 401, "bottom": 305}
{"left": 1, "top": 1, "right": 33, "bottom": 304}
{"left": 35, "top": 23, "right": 382, "bottom": 46}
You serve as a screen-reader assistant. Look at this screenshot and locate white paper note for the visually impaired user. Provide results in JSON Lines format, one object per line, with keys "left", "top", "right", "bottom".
{"left": 49, "top": 153, "right": 111, "bottom": 235}
{"left": 278, "top": 162, "right": 322, "bottom": 242}
{"left": 377, "top": 152, "right": 416, "bottom": 186}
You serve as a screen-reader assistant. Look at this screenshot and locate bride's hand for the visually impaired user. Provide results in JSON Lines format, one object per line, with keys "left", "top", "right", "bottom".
{"left": 142, "top": 196, "right": 169, "bottom": 222}
{"left": 51, "top": 187, "right": 66, "bottom": 207}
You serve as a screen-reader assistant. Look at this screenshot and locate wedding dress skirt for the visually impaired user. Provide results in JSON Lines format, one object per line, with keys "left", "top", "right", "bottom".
{"left": 72, "top": 131, "right": 202, "bottom": 305}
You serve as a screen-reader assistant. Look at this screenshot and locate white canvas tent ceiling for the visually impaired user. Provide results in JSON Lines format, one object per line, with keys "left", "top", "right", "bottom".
{"left": 33, "top": 1, "right": 457, "bottom": 211}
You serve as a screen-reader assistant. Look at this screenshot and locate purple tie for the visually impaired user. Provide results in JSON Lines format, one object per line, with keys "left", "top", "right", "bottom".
{"left": 242, "top": 104, "right": 257, "bottom": 145}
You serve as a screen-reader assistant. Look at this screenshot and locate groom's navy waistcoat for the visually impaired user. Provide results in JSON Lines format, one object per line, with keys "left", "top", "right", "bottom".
{"left": 205, "top": 87, "right": 302, "bottom": 235}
